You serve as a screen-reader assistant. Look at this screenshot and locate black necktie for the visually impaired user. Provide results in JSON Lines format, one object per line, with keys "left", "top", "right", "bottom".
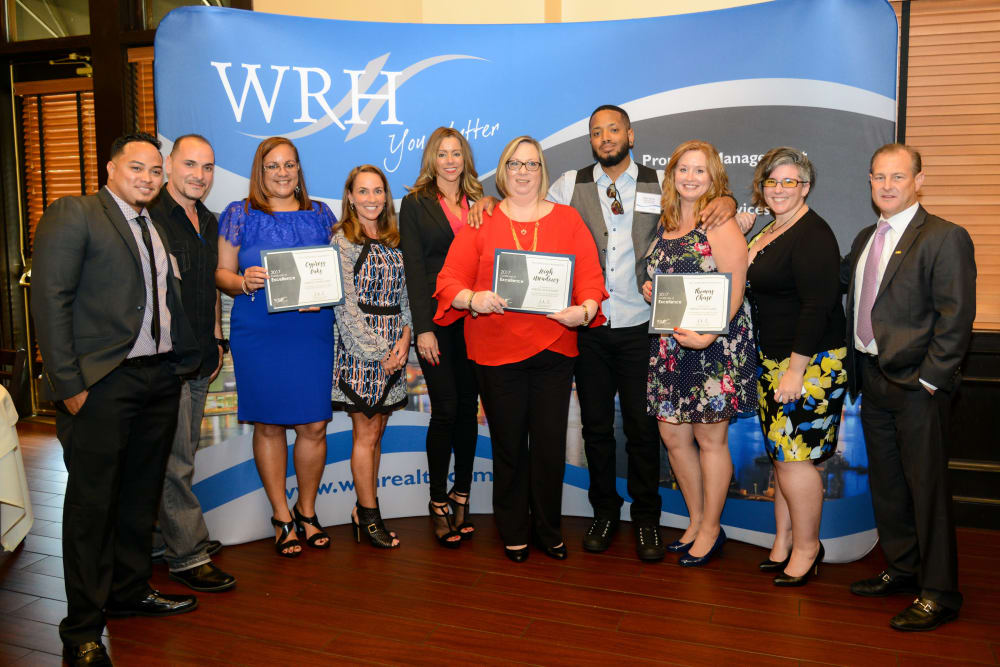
{"left": 135, "top": 215, "right": 161, "bottom": 349}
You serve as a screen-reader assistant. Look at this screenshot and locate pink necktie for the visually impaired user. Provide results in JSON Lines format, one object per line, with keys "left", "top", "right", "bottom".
{"left": 856, "top": 221, "right": 891, "bottom": 347}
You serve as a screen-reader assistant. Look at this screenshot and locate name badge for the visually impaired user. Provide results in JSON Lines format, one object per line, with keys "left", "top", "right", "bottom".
{"left": 634, "top": 191, "right": 662, "bottom": 214}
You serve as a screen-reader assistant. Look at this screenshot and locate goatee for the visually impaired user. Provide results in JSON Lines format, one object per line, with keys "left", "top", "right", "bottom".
{"left": 592, "top": 142, "right": 631, "bottom": 168}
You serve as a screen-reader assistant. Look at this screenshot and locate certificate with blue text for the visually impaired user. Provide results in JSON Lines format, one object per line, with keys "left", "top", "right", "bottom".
{"left": 492, "top": 249, "right": 575, "bottom": 315}
{"left": 649, "top": 273, "right": 731, "bottom": 335}
{"left": 260, "top": 245, "right": 344, "bottom": 313}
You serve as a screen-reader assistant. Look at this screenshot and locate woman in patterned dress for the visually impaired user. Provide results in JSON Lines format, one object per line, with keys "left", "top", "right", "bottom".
{"left": 642, "top": 140, "right": 756, "bottom": 567}
{"left": 737, "top": 147, "right": 847, "bottom": 586}
{"left": 332, "top": 165, "right": 412, "bottom": 548}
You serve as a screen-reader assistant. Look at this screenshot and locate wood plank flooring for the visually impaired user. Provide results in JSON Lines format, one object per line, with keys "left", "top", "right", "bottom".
{"left": 2, "top": 421, "right": 999, "bottom": 666}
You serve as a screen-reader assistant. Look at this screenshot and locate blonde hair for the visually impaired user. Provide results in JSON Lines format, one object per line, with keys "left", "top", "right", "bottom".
{"left": 337, "top": 165, "right": 400, "bottom": 247}
{"left": 659, "top": 140, "right": 729, "bottom": 233}
{"left": 494, "top": 135, "right": 549, "bottom": 200}
{"left": 407, "top": 127, "right": 484, "bottom": 203}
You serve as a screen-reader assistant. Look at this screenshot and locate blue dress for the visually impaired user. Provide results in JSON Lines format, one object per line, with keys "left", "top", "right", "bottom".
{"left": 218, "top": 201, "right": 336, "bottom": 424}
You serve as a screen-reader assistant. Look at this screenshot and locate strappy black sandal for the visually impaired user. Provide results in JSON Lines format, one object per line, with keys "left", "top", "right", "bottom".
{"left": 270, "top": 516, "right": 301, "bottom": 558}
{"left": 351, "top": 502, "right": 399, "bottom": 549}
{"left": 293, "top": 503, "right": 330, "bottom": 549}
{"left": 429, "top": 501, "right": 462, "bottom": 549}
{"left": 448, "top": 489, "right": 475, "bottom": 539}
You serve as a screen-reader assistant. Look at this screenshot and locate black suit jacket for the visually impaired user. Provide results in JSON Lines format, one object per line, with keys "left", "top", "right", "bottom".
{"left": 843, "top": 205, "right": 976, "bottom": 399}
{"left": 31, "top": 188, "right": 201, "bottom": 401}
{"left": 398, "top": 191, "right": 459, "bottom": 336}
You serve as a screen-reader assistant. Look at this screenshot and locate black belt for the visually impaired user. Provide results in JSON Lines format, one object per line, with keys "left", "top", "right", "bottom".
{"left": 121, "top": 353, "right": 170, "bottom": 368}
{"left": 358, "top": 303, "right": 401, "bottom": 316}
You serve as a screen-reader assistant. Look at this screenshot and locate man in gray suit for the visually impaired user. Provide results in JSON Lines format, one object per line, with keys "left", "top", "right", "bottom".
{"left": 32, "top": 133, "right": 202, "bottom": 666}
{"left": 844, "top": 143, "right": 976, "bottom": 631}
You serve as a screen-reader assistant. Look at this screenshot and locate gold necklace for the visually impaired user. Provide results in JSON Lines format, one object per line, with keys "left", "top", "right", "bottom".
{"left": 506, "top": 201, "right": 540, "bottom": 252}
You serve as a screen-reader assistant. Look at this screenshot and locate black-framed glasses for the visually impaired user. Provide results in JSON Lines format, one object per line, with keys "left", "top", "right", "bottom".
{"left": 761, "top": 177, "right": 808, "bottom": 188}
{"left": 264, "top": 160, "right": 299, "bottom": 172}
{"left": 606, "top": 183, "right": 624, "bottom": 215}
{"left": 505, "top": 159, "right": 541, "bottom": 172}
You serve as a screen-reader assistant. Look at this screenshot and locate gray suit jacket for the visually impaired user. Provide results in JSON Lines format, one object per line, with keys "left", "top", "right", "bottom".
{"left": 843, "top": 205, "right": 976, "bottom": 398}
{"left": 31, "top": 188, "right": 201, "bottom": 401}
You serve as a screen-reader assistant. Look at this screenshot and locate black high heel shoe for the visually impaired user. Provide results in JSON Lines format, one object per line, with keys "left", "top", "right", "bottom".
{"left": 270, "top": 516, "right": 301, "bottom": 558}
{"left": 293, "top": 503, "right": 330, "bottom": 549}
{"left": 504, "top": 546, "right": 529, "bottom": 563}
{"left": 429, "top": 501, "right": 462, "bottom": 549}
{"left": 679, "top": 528, "right": 726, "bottom": 567}
{"left": 447, "top": 488, "right": 475, "bottom": 539}
{"left": 759, "top": 551, "right": 792, "bottom": 572}
{"left": 352, "top": 502, "right": 399, "bottom": 549}
{"left": 774, "top": 543, "right": 825, "bottom": 587}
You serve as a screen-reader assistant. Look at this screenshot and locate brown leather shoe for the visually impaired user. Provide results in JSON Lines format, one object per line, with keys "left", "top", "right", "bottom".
{"left": 890, "top": 597, "right": 959, "bottom": 631}
{"left": 63, "top": 640, "right": 113, "bottom": 666}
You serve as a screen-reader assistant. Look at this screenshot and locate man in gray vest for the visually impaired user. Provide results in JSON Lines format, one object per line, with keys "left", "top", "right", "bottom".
{"left": 473, "top": 106, "right": 736, "bottom": 560}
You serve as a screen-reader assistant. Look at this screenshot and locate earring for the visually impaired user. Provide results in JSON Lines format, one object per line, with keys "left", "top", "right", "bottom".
{"left": 349, "top": 201, "right": 355, "bottom": 210}
{"left": 294, "top": 185, "right": 301, "bottom": 194}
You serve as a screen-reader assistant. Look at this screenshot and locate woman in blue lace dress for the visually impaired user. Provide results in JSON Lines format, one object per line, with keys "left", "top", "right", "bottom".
{"left": 332, "top": 165, "right": 412, "bottom": 549}
{"left": 641, "top": 140, "right": 756, "bottom": 567}
{"left": 216, "top": 137, "right": 336, "bottom": 558}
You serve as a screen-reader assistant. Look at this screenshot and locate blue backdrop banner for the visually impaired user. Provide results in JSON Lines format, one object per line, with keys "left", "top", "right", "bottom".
{"left": 155, "top": 0, "right": 898, "bottom": 562}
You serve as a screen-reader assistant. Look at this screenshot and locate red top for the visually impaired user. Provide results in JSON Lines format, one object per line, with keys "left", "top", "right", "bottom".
{"left": 438, "top": 194, "right": 469, "bottom": 235}
{"left": 433, "top": 202, "right": 608, "bottom": 366}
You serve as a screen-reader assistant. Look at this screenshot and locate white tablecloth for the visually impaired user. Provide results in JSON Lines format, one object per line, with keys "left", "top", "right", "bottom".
{"left": 0, "top": 385, "right": 32, "bottom": 551}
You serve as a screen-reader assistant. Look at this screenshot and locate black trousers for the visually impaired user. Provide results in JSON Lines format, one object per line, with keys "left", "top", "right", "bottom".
{"left": 476, "top": 350, "right": 574, "bottom": 547}
{"left": 860, "top": 357, "right": 962, "bottom": 610}
{"left": 56, "top": 361, "right": 182, "bottom": 645}
{"left": 417, "top": 319, "right": 480, "bottom": 503}
{"left": 575, "top": 323, "right": 662, "bottom": 523}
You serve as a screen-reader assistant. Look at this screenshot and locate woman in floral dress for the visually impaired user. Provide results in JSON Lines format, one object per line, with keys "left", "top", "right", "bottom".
{"left": 332, "top": 165, "right": 412, "bottom": 549}
{"left": 642, "top": 140, "right": 756, "bottom": 567}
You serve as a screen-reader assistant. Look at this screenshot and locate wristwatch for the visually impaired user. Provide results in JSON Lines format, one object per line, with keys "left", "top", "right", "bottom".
{"left": 215, "top": 337, "right": 230, "bottom": 354}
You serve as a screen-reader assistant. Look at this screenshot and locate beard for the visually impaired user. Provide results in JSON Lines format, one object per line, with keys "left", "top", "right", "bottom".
{"left": 592, "top": 141, "right": 631, "bottom": 168}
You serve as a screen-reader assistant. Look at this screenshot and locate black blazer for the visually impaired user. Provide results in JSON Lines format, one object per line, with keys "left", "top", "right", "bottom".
{"left": 398, "top": 191, "right": 462, "bottom": 336}
{"left": 31, "top": 188, "right": 201, "bottom": 401}
{"left": 842, "top": 205, "right": 976, "bottom": 399}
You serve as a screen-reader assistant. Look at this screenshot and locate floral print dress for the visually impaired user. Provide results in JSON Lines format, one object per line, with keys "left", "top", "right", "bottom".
{"left": 646, "top": 228, "right": 757, "bottom": 423}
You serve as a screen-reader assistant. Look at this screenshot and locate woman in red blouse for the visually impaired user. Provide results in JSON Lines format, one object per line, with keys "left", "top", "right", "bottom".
{"left": 434, "top": 135, "right": 608, "bottom": 562}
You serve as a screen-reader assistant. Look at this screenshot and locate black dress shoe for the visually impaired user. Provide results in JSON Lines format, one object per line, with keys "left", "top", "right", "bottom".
{"left": 169, "top": 562, "right": 236, "bottom": 592}
{"left": 536, "top": 541, "right": 568, "bottom": 560}
{"left": 64, "top": 641, "right": 113, "bottom": 666}
{"left": 504, "top": 546, "right": 529, "bottom": 563}
{"left": 635, "top": 524, "right": 665, "bottom": 562}
{"left": 889, "top": 597, "right": 959, "bottom": 632}
{"left": 582, "top": 517, "right": 619, "bottom": 552}
{"left": 850, "top": 570, "right": 919, "bottom": 597}
{"left": 206, "top": 539, "right": 223, "bottom": 556}
{"left": 105, "top": 589, "right": 199, "bottom": 617}
{"left": 758, "top": 554, "right": 791, "bottom": 572}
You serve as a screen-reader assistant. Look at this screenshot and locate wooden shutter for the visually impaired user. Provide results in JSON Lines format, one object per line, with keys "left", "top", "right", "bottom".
{"left": 892, "top": 0, "right": 1000, "bottom": 331}
{"left": 16, "top": 80, "right": 99, "bottom": 251}
{"left": 128, "top": 46, "right": 156, "bottom": 136}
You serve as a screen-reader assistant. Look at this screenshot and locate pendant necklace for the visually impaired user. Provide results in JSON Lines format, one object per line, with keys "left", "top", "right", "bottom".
{"left": 507, "top": 201, "right": 540, "bottom": 252}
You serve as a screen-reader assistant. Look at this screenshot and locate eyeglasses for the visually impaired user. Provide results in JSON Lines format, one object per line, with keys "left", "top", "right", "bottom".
{"left": 762, "top": 177, "right": 809, "bottom": 188}
{"left": 264, "top": 161, "right": 299, "bottom": 172}
{"left": 606, "top": 183, "right": 624, "bottom": 215}
{"left": 505, "top": 159, "right": 541, "bottom": 172}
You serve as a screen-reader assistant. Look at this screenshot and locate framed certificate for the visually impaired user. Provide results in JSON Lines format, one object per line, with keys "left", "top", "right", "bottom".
{"left": 648, "top": 272, "right": 732, "bottom": 334}
{"left": 492, "top": 249, "right": 575, "bottom": 314}
{"left": 260, "top": 245, "right": 344, "bottom": 313}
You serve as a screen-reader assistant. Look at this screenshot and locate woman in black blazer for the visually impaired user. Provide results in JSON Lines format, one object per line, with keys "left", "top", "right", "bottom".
{"left": 399, "top": 127, "right": 484, "bottom": 547}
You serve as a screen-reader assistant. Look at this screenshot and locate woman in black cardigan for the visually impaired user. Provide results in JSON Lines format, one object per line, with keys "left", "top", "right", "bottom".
{"left": 738, "top": 147, "right": 848, "bottom": 586}
{"left": 399, "top": 127, "right": 484, "bottom": 547}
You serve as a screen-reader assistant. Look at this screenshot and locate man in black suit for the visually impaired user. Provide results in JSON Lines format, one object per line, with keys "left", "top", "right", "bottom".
{"left": 844, "top": 143, "right": 976, "bottom": 631}
{"left": 32, "top": 133, "right": 202, "bottom": 666}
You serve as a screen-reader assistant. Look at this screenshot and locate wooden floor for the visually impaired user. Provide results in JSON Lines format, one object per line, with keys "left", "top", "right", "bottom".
{"left": 2, "top": 422, "right": 999, "bottom": 666}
